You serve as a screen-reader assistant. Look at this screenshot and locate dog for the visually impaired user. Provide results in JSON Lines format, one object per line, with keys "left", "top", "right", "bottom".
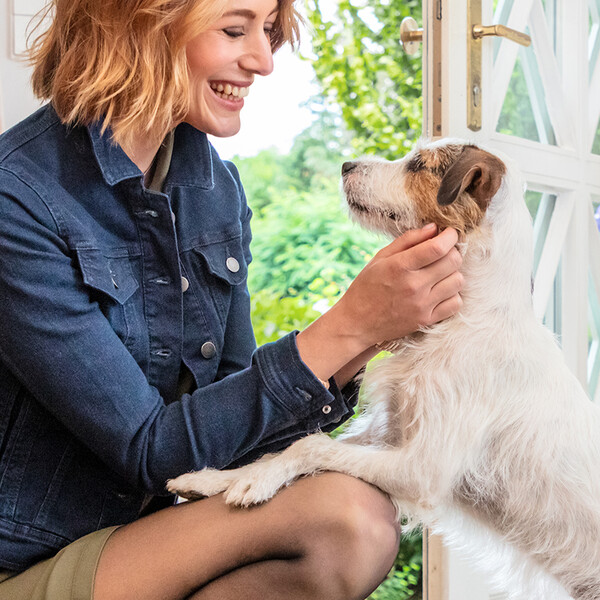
{"left": 168, "top": 139, "right": 600, "bottom": 600}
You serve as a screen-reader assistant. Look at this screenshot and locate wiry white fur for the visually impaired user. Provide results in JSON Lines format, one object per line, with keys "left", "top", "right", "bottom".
{"left": 169, "top": 140, "right": 600, "bottom": 600}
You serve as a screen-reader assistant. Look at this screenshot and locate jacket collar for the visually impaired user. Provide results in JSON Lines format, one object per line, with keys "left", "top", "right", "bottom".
{"left": 87, "top": 120, "right": 215, "bottom": 190}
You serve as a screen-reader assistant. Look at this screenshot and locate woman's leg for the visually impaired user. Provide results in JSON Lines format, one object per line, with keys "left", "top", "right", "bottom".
{"left": 94, "top": 472, "right": 400, "bottom": 600}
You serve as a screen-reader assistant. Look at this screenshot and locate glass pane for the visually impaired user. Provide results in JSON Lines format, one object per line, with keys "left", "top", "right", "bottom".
{"left": 496, "top": 56, "right": 540, "bottom": 142}
{"left": 494, "top": 0, "right": 558, "bottom": 144}
{"left": 528, "top": 191, "right": 557, "bottom": 275}
{"left": 590, "top": 0, "right": 600, "bottom": 79}
{"left": 496, "top": 45, "right": 557, "bottom": 144}
{"left": 527, "top": 190, "right": 561, "bottom": 335}
{"left": 589, "top": 199, "right": 600, "bottom": 399}
{"left": 592, "top": 119, "right": 600, "bottom": 155}
{"left": 546, "top": 260, "right": 562, "bottom": 341}
{"left": 589, "top": 271, "right": 600, "bottom": 398}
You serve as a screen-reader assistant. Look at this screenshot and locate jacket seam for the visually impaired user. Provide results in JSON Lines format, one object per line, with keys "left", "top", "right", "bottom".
{"left": 0, "top": 166, "right": 65, "bottom": 240}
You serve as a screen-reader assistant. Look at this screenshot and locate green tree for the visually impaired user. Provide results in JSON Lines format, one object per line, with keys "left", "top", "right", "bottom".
{"left": 304, "top": 0, "right": 423, "bottom": 159}
{"left": 233, "top": 108, "right": 382, "bottom": 303}
{"left": 249, "top": 182, "right": 379, "bottom": 299}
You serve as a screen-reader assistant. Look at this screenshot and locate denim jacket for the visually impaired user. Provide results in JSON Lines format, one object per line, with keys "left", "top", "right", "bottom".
{"left": 0, "top": 105, "right": 357, "bottom": 571}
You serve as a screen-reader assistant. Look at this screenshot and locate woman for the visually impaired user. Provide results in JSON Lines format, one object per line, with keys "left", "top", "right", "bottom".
{"left": 0, "top": 0, "right": 463, "bottom": 598}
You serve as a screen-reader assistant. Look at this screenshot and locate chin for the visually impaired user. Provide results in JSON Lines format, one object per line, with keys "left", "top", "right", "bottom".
{"left": 184, "top": 115, "right": 241, "bottom": 138}
{"left": 209, "top": 126, "right": 242, "bottom": 138}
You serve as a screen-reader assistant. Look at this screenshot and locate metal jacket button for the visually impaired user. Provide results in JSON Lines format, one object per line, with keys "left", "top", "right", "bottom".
{"left": 322, "top": 405, "right": 332, "bottom": 414}
{"left": 201, "top": 341, "right": 216, "bottom": 359}
{"left": 181, "top": 277, "right": 189, "bottom": 292}
{"left": 226, "top": 257, "right": 240, "bottom": 273}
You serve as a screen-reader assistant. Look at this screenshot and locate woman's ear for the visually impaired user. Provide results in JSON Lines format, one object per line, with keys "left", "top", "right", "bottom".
{"left": 437, "top": 146, "right": 506, "bottom": 209}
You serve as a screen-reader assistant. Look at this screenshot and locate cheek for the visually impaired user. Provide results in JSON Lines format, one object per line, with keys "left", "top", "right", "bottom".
{"left": 186, "top": 35, "right": 226, "bottom": 82}
{"left": 404, "top": 174, "right": 442, "bottom": 223}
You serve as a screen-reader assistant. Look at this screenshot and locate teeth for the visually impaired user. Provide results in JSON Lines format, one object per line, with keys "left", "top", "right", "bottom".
{"left": 210, "top": 82, "right": 249, "bottom": 100}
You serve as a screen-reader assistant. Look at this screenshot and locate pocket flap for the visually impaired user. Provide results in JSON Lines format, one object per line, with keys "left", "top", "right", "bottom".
{"left": 193, "top": 237, "right": 248, "bottom": 285}
{"left": 76, "top": 249, "right": 139, "bottom": 304}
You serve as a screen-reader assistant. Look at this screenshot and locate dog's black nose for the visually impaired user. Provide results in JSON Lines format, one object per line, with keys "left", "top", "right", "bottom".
{"left": 342, "top": 162, "right": 357, "bottom": 175}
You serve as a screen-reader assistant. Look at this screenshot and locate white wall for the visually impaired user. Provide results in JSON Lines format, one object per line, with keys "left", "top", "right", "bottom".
{"left": 0, "top": 0, "right": 44, "bottom": 132}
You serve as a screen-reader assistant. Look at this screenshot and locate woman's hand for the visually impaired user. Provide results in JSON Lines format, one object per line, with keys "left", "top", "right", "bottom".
{"left": 296, "top": 224, "right": 463, "bottom": 384}
{"left": 335, "top": 223, "right": 463, "bottom": 348}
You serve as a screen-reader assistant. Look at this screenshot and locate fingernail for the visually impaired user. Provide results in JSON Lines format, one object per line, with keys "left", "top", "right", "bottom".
{"left": 423, "top": 223, "right": 436, "bottom": 231}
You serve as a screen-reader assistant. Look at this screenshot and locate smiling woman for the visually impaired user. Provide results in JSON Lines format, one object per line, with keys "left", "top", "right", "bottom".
{"left": 0, "top": 0, "right": 464, "bottom": 598}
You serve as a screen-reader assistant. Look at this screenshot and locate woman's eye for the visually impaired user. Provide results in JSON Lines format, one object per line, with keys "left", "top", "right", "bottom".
{"left": 223, "top": 28, "right": 244, "bottom": 38}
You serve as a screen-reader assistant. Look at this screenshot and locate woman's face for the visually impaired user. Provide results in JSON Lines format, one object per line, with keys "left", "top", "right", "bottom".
{"left": 184, "top": 0, "right": 278, "bottom": 137}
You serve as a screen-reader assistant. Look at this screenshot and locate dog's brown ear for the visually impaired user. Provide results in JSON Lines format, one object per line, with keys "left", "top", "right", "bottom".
{"left": 437, "top": 146, "right": 506, "bottom": 209}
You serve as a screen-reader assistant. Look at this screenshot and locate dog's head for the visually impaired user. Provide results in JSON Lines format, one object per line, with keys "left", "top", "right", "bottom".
{"left": 341, "top": 140, "right": 507, "bottom": 238}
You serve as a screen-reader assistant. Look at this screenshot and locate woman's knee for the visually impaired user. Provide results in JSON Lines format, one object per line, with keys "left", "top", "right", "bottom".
{"left": 287, "top": 473, "right": 400, "bottom": 599}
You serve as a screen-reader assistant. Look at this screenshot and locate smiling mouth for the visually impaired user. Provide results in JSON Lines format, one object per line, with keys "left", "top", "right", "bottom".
{"left": 210, "top": 82, "right": 249, "bottom": 101}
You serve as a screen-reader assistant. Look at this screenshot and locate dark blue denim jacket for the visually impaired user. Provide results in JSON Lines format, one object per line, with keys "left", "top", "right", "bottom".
{"left": 0, "top": 105, "right": 357, "bottom": 571}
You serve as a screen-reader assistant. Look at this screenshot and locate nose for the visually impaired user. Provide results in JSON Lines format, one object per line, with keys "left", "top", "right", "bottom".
{"left": 342, "top": 162, "right": 358, "bottom": 175}
{"left": 241, "top": 34, "right": 274, "bottom": 76}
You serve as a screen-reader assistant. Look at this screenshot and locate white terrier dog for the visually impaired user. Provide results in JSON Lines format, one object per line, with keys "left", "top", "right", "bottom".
{"left": 169, "top": 140, "right": 600, "bottom": 600}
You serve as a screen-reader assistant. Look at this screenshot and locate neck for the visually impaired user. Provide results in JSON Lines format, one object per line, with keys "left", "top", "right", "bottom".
{"left": 120, "top": 134, "right": 165, "bottom": 175}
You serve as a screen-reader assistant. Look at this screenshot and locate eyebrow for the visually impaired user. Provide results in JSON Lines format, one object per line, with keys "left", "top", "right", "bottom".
{"left": 222, "top": 7, "right": 278, "bottom": 18}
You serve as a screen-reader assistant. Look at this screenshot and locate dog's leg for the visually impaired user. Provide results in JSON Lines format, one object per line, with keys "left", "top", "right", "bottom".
{"left": 168, "top": 432, "right": 435, "bottom": 508}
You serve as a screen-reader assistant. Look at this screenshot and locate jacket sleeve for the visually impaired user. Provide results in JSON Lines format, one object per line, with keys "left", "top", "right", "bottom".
{"left": 0, "top": 169, "right": 356, "bottom": 495}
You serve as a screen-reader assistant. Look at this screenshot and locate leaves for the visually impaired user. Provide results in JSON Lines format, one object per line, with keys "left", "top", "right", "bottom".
{"left": 303, "top": 0, "right": 423, "bottom": 159}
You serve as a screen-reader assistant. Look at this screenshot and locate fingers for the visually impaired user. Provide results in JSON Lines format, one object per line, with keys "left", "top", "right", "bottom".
{"left": 375, "top": 223, "right": 439, "bottom": 259}
{"left": 428, "top": 271, "right": 464, "bottom": 321}
{"left": 421, "top": 245, "right": 463, "bottom": 287}
{"left": 402, "top": 227, "right": 460, "bottom": 271}
{"left": 332, "top": 224, "right": 464, "bottom": 348}
{"left": 430, "top": 291, "right": 464, "bottom": 324}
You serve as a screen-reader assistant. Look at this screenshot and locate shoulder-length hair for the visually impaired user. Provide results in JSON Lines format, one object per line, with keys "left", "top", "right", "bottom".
{"left": 29, "top": 0, "right": 300, "bottom": 147}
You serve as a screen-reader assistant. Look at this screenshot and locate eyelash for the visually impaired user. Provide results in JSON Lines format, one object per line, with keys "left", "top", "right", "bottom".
{"left": 222, "top": 26, "right": 274, "bottom": 38}
{"left": 223, "top": 29, "right": 244, "bottom": 38}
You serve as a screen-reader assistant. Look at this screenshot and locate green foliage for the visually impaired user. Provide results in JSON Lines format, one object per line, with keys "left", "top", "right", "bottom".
{"left": 496, "top": 57, "right": 541, "bottom": 143}
{"left": 233, "top": 149, "right": 290, "bottom": 213}
{"left": 304, "top": 0, "right": 423, "bottom": 159}
{"left": 233, "top": 109, "right": 382, "bottom": 301}
{"left": 250, "top": 289, "right": 322, "bottom": 346}
{"left": 372, "top": 533, "right": 423, "bottom": 600}
{"left": 249, "top": 180, "right": 379, "bottom": 299}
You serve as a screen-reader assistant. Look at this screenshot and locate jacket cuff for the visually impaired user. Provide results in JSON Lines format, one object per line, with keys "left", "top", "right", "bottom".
{"left": 253, "top": 331, "right": 355, "bottom": 423}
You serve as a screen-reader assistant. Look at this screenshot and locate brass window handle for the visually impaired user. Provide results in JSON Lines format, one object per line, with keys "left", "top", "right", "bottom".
{"left": 472, "top": 24, "right": 531, "bottom": 47}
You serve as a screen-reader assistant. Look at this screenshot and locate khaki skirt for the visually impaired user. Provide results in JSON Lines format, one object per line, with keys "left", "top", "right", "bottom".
{"left": 0, "top": 526, "right": 119, "bottom": 600}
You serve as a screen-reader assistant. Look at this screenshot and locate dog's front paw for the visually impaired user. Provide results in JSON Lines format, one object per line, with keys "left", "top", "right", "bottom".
{"left": 220, "top": 468, "right": 287, "bottom": 507}
{"left": 167, "top": 468, "right": 235, "bottom": 500}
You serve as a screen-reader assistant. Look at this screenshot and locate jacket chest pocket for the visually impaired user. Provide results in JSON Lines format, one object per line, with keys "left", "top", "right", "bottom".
{"left": 187, "top": 235, "right": 248, "bottom": 327}
{"left": 76, "top": 249, "right": 140, "bottom": 347}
